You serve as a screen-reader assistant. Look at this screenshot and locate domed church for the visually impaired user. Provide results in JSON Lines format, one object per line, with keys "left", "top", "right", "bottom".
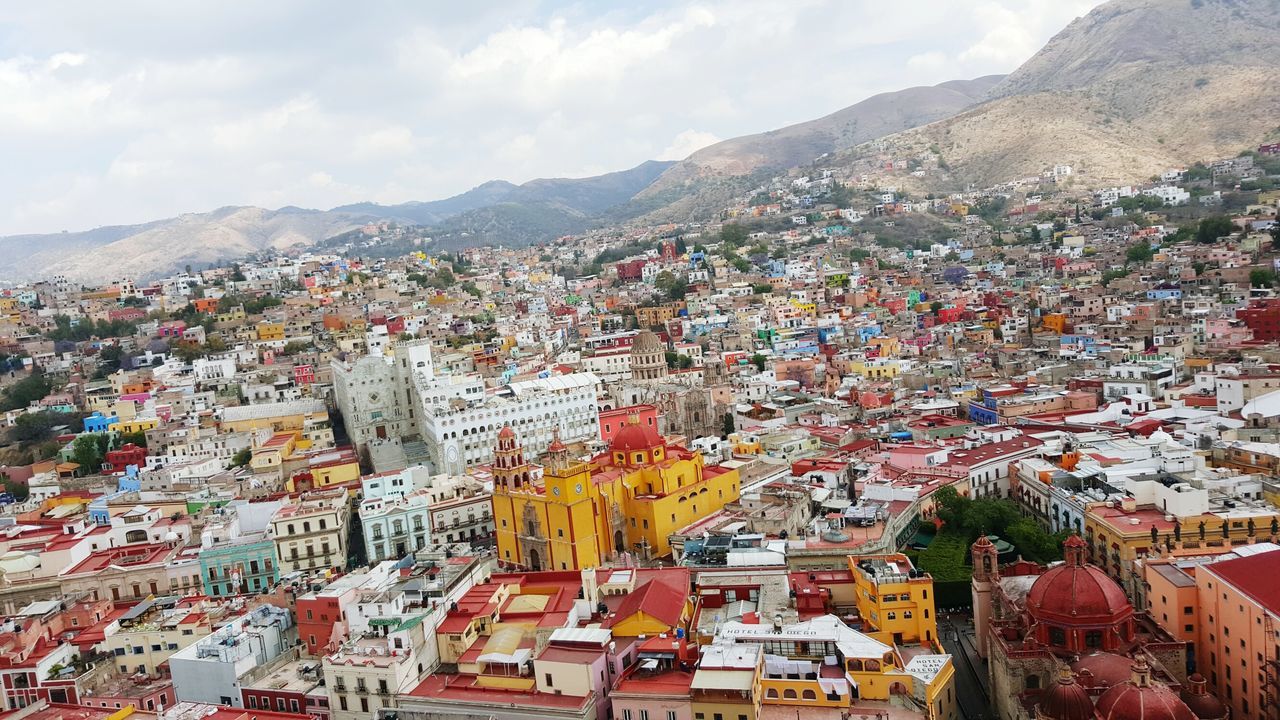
{"left": 972, "top": 534, "right": 1221, "bottom": 720}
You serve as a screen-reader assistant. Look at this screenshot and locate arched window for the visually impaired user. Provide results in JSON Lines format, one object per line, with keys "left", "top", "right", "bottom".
{"left": 783, "top": 689, "right": 797, "bottom": 699}
{"left": 765, "top": 689, "right": 778, "bottom": 699}
{"left": 801, "top": 690, "right": 817, "bottom": 700}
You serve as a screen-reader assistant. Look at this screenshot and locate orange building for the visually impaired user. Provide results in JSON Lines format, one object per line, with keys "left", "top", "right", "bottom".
{"left": 1194, "top": 549, "right": 1280, "bottom": 719}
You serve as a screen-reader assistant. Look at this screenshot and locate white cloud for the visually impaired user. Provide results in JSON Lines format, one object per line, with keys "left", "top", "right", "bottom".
{"left": 0, "top": 1, "right": 1107, "bottom": 236}
{"left": 658, "top": 130, "right": 721, "bottom": 161}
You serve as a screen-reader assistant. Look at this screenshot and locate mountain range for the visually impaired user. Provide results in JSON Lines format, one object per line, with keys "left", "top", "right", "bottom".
{"left": 4, "top": 0, "right": 1278, "bottom": 282}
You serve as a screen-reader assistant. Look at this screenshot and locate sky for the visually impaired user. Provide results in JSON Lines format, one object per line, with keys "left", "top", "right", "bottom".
{"left": 0, "top": 0, "right": 1103, "bottom": 235}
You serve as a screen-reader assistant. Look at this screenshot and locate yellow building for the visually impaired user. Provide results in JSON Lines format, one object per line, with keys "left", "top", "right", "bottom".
{"left": 718, "top": 613, "right": 956, "bottom": 720}
{"left": 847, "top": 554, "right": 941, "bottom": 646}
{"left": 492, "top": 418, "right": 740, "bottom": 571}
{"left": 256, "top": 320, "right": 285, "bottom": 341}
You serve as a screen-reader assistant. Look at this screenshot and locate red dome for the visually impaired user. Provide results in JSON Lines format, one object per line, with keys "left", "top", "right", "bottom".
{"left": 1094, "top": 661, "right": 1196, "bottom": 720}
{"left": 1027, "top": 537, "right": 1131, "bottom": 624}
{"left": 610, "top": 420, "right": 663, "bottom": 453}
{"left": 498, "top": 425, "right": 516, "bottom": 440}
{"left": 1072, "top": 653, "right": 1137, "bottom": 689}
{"left": 1036, "top": 669, "right": 1093, "bottom": 720}
{"left": 1179, "top": 674, "right": 1228, "bottom": 720}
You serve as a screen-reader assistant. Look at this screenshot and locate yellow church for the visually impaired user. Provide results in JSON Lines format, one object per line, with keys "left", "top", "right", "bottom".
{"left": 492, "top": 418, "right": 741, "bottom": 571}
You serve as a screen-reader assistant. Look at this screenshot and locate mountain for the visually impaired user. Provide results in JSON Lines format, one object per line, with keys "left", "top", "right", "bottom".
{"left": 840, "top": 0, "right": 1280, "bottom": 191}
{"left": 332, "top": 180, "right": 519, "bottom": 226}
{"left": 424, "top": 160, "right": 677, "bottom": 247}
{"left": 0, "top": 206, "right": 371, "bottom": 283}
{"left": 334, "top": 160, "right": 674, "bottom": 231}
{"left": 631, "top": 76, "right": 1005, "bottom": 220}
{"left": 0, "top": 161, "right": 674, "bottom": 282}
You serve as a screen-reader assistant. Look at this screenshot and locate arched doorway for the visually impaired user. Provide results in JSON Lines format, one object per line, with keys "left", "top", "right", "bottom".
{"left": 528, "top": 548, "right": 542, "bottom": 571}
{"left": 614, "top": 531, "right": 625, "bottom": 554}
{"left": 889, "top": 682, "right": 909, "bottom": 696}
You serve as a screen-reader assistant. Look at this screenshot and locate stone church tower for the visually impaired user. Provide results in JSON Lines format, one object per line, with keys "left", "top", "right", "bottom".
{"left": 971, "top": 533, "right": 999, "bottom": 658}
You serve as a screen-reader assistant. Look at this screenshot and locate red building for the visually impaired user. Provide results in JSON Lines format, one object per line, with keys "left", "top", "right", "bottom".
{"left": 598, "top": 404, "right": 658, "bottom": 444}
{"left": 107, "top": 307, "right": 147, "bottom": 323}
{"left": 1236, "top": 298, "right": 1280, "bottom": 342}
{"left": 615, "top": 259, "right": 646, "bottom": 282}
{"left": 296, "top": 580, "right": 363, "bottom": 656}
{"left": 293, "top": 364, "right": 315, "bottom": 386}
{"left": 101, "top": 443, "right": 147, "bottom": 473}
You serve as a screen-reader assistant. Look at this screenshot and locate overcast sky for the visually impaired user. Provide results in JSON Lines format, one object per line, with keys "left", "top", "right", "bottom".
{"left": 0, "top": 0, "right": 1103, "bottom": 235}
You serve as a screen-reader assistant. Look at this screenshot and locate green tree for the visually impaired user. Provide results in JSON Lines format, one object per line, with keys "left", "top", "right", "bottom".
{"left": 9, "top": 411, "right": 59, "bottom": 445}
{"left": 721, "top": 413, "right": 735, "bottom": 436}
{"left": 118, "top": 430, "right": 148, "bottom": 449}
{"left": 1196, "top": 215, "right": 1235, "bottom": 244}
{"left": 677, "top": 355, "right": 694, "bottom": 370}
{"left": 750, "top": 354, "right": 766, "bottom": 372}
{"left": 70, "top": 434, "right": 106, "bottom": 475}
{"left": 1125, "top": 242, "right": 1154, "bottom": 265}
{"left": 229, "top": 448, "right": 252, "bottom": 468}
{"left": 1250, "top": 268, "right": 1278, "bottom": 288}
{"left": 719, "top": 224, "right": 749, "bottom": 247}
{"left": 1, "top": 371, "right": 53, "bottom": 411}
{"left": 751, "top": 283, "right": 774, "bottom": 295}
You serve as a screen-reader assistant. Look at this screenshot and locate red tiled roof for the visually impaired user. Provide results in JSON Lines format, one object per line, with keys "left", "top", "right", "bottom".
{"left": 603, "top": 578, "right": 686, "bottom": 630}
{"left": 1206, "top": 549, "right": 1280, "bottom": 617}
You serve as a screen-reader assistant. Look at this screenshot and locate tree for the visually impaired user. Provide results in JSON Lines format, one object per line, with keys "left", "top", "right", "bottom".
{"left": 930, "top": 301, "right": 944, "bottom": 315}
{"left": 1125, "top": 242, "right": 1154, "bottom": 265}
{"left": 677, "top": 355, "right": 694, "bottom": 370}
{"left": 1250, "top": 268, "right": 1278, "bottom": 288}
{"left": 229, "top": 448, "right": 252, "bottom": 468}
{"left": 1, "top": 370, "right": 52, "bottom": 411}
{"left": 719, "top": 224, "right": 749, "bottom": 247}
{"left": 118, "top": 430, "right": 148, "bottom": 449}
{"left": 1196, "top": 215, "right": 1235, "bottom": 244}
{"left": 71, "top": 434, "right": 106, "bottom": 475}
{"left": 751, "top": 283, "right": 774, "bottom": 295}
{"left": 721, "top": 413, "right": 735, "bottom": 436}
{"left": 673, "top": 237, "right": 688, "bottom": 255}
{"left": 750, "top": 354, "right": 766, "bottom": 372}
{"left": 9, "top": 411, "right": 59, "bottom": 445}
{"left": 1029, "top": 226, "right": 1042, "bottom": 243}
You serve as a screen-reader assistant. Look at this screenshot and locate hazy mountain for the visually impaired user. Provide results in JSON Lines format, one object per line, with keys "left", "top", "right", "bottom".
{"left": 844, "top": 0, "right": 1280, "bottom": 190}
{"left": 335, "top": 160, "right": 674, "bottom": 230}
{"left": 333, "top": 180, "right": 519, "bottom": 226}
{"left": 1, "top": 161, "right": 674, "bottom": 282}
{"left": 632, "top": 76, "right": 1005, "bottom": 220}
{"left": 0, "top": 206, "right": 371, "bottom": 283}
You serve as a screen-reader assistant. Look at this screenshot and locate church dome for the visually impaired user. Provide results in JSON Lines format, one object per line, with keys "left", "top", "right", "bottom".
{"left": 631, "top": 330, "right": 664, "bottom": 355}
{"left": 1027, "top": 535, "right": 1131, "bottom": 625}
{"left": 498, "top": 424, "right": 515, "bottom": 440}
{"left": 1036, "top": 668, "right": 1093, "bottom": 720}
{"left": 1178, "top": 674, "right": 1228, "bottom": 720}
{"left": 1094, "top": 659, "right": 1196, "bottom": 720}
{"left": 610, "top": 419, "right": 663, "bottom": 453}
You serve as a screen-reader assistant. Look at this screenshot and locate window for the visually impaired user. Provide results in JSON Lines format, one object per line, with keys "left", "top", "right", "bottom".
{"left": 545, "top": 673, "right": 553, "bottom": 687}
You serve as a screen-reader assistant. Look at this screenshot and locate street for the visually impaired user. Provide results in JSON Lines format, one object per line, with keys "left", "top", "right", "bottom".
{"left": 939, "top": 614, "right": 991, "bottom": 720}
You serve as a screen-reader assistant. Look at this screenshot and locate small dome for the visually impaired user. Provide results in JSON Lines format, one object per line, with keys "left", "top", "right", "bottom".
{"left": 610, "top": 417, "right": 663, "bottom": 453}
{"left": 1036, "top": 668, "right": 1093, "bottom": 720}
{"left": 1179, "top": 673, "right": 1228, "bottom": 720}
{"left": 1094, "top": 660, "right": 1196, "bottom": 720}
{"left": 1072, "top": 653, "right": 1136, "bottom": 689}
{"left": 498, "top": 424, "right": 515, "bottom": 440}
{"left": 164, "top": 531, "right": 180, "bottom": 543}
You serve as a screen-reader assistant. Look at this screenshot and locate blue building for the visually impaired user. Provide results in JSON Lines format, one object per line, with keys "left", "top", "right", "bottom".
{"left": 199, "top": 535, "right": 279, "bottom": 596}
{"left": 83, "top": 411, "right": 120, "bottom": 433}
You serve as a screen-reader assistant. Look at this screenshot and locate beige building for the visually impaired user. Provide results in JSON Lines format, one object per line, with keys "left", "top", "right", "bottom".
{"left": 102, "top": 598, "right": 218, "bottom": 675}
{"left": 271, "top": 489, "right": 351, "bottom": 573}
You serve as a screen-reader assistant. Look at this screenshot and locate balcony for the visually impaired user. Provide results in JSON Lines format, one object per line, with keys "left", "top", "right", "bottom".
{"left": 354, "top": 685, "right": 369, "bottom": 695}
